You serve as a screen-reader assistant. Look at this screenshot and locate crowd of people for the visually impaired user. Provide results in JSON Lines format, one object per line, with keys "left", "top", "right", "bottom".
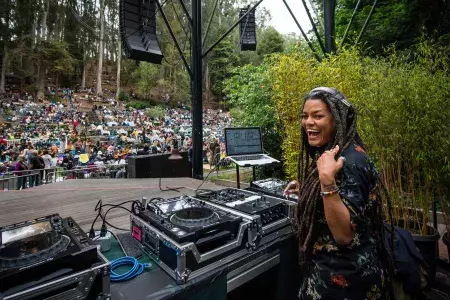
{"left": 0, "top": 90, "right": 233, "bottom": 189}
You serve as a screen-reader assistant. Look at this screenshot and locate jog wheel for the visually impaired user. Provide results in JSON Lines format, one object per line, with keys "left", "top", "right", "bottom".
{"left": 170, "top": 207, "right": 219, "bottom": 228}
{"left": 0, "top": 232, "right": 70, "bottom": 269}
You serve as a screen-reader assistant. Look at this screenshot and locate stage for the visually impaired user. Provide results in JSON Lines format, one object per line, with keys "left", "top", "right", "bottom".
{"left": 0, "top": 178, "right": 221, "bottom": 233}
{"left": 0, "top": 178, "right": 300, "bottom": 300}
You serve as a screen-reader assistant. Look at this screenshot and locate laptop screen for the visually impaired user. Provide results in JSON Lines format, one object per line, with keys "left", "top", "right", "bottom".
{"left": 225, "top": 127, "right": 263, "bottom": 156}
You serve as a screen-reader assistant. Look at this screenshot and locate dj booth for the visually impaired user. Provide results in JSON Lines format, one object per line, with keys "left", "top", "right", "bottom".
{"left": 109, "top": 231, "right": 299, "bottom": 300}
{"left": 0, "top": 178, "right": 300, "bottom": 300}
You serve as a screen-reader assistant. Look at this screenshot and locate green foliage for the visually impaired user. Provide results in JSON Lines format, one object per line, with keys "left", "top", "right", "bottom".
{"left": 271, "top": 45, "right": 450, "bottom": 233}
{"left": 257, "top": 27, "right": 285, "bottom": 57}
{"left": 146, "top": 106, "right": 165, "bottom": 119}
{"left": 126, "top": 100, "right": 153, "bottom": 110}
{"left": 119, "top": 91, "right": 129, "bottom": 102}
{"left": 326, "top": 0, "right": 450, "bottom": 52}
{"left": 223, "top": 58, "right": 284, "bottom": 175}
{"left": 209, "top": 39, "right": 239, "bottom": 98}
{"left": 131, "top": 62, "right": 160, "bottom": 99}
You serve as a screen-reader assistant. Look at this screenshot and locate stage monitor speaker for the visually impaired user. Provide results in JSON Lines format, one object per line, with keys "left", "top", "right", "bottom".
{"left": 239, "top": 7, "right": 257, "bottom": 51}
{"left": 120, "top": 0, "right": 163, "bottom": 64}
{"left": 127, "top": 152, "right": 190, "bottom": 178}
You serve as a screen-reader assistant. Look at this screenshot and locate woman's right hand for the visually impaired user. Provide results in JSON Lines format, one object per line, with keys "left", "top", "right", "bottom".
{"left": 283, "top": 180, "right": 299, "bottom": 197}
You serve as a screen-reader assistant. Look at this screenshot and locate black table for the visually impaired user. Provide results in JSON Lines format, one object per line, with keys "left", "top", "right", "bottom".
{"left": 110, "top": 235, "right": 299, "bottom": 300}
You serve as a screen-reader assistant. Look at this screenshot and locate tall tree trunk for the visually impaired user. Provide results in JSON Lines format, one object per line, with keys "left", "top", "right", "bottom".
{"left": 81, "top": 0, "right": 87, "bottom": 90}
{"left": 96, "top": 0, "right": 105, "bottom": 96}
{"left": 205, "top": 62, "right": 211, "bottom": 103}
{"left": 81, "top": 45, "right": 86, "bottom": 89}
{"left": 0, "top": 45, "right": 6, "bottom": 94}
{"left": 41, "top": 0, "right": 49, "bottom": 39}
{"left": 116, "top": 27, "right": 121, "bottom": 101}
{"left": 37, "top": 62, "right": 45, "bottom": 100}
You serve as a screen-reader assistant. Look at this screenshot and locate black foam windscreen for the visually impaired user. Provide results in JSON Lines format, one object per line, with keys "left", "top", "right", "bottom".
{"left": 239, "top": 8, "right": 257, "bottom": 51}
{"left": 120, "top": 0, "right": 163, "bottom": 64}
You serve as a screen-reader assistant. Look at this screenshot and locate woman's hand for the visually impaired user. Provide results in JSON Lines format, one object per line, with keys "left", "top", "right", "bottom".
{"left": 283, "top": 180, "right": 300, "bottom": 197}
{"left": 317, "top": 145, "right": 345, "bottom": 185}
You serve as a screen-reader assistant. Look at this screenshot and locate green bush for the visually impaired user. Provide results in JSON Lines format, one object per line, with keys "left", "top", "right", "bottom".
{"left": 119, "top": 91, "right": 129, "bottom": 102}
{"left": 126, "top": 100, "right": 152, "bottom": 110}
{"left": 146, "top": 106, "right": 165, "bottom": 119}
{"left": 224, "top": 41, "right": 450, "bottom": 233}
{"left": 223, "top": 58, "right": 285, "bottom": 178}
{"left": 271, "top": 45, "right": 450, "bottom": 234}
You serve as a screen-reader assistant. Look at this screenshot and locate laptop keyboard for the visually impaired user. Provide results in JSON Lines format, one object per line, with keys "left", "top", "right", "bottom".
{"left": 233, "top": 154, "right": 264, "bottom": 161}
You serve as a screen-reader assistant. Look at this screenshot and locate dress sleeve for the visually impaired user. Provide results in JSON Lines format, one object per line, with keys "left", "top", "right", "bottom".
{"left": 337, "top": 157, "right": 376, "bottom": 233}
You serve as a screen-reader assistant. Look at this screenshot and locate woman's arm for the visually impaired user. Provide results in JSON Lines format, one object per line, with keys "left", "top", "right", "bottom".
{"left": 320, "top": 180, "right": 354, "bottom": 245}
{"left": 317, "top": 145, "right": 354, "bottom": 246}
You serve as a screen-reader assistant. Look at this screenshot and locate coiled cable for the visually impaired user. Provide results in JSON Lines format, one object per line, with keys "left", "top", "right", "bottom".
{"left": 110, "top": 256, "right": 151, "bottom": 282}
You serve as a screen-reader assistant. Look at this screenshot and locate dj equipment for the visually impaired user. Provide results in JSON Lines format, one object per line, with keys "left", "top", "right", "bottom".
{"left": 224, "top": 127, "right": 279, "bottom": 166}
{"left": 0, "top": 214, "right": 110, "bottom": 299}
{"left": 130, "top": 195, "right": 259, "bottom": 284}
{"left": 120, "top": 0, "right": 163, "bottom": 64}
{"left": 249, "top": 178, "right": 298, "bottom": 201}
{"left": 239, "top": 7, "right": 257, "bottom": 51}
{"left": 196, "top": 188, "right": 295, "bottom": 234}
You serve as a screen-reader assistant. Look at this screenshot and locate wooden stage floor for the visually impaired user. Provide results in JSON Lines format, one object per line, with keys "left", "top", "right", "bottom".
{"left": 0, "top": 178, "right": 221, "bottom": 233}
{"left": 1, "top": 178, "right": 447, "bottom": 261}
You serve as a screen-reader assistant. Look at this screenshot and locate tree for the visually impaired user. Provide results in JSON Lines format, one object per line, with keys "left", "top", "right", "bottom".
{"left": 96, "top": 0, "right": 105, "bottom": 96}
{"left": 223, "top": 59, "right": 284, "bottom": 177}
{"left": 312, "top": 0, "right": 450, "bottom": 53}
{"left": 208, "top": 38, "right": 238, "bottom": 99}
{"left": 257, "top": 27, "right": 284, "bottom": 56}
{"left": 131, "top": 62, "right": 159, "bottom": 99}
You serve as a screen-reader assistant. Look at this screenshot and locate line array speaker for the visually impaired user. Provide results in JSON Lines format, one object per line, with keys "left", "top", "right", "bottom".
{"left": 120, "top": 0, "right": 163, "bottom": 64}
{"left": 239, "top": 7, "right": 257, "bottom": 51}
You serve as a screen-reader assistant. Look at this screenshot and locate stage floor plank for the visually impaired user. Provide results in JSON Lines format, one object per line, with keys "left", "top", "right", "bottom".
{"left": 0, "top": 178, "right": 221, "bottom": 233}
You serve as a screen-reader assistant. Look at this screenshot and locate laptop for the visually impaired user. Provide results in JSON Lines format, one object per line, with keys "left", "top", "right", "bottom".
{"left": 224, "top": 127, "right": 280, "bottom": 167}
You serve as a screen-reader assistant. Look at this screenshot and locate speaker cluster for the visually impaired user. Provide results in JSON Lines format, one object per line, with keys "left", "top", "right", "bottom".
{"left": 239, "top": 8, "right": 257, "bottom": 51}
{"left": 120, "top": 0, "right": 163, "bottom": 64}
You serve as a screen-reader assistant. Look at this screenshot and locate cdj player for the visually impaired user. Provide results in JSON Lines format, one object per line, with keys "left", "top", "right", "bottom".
{"left": 196, "top": 188, "right": 296, "bottom": 226}
{"left": 0, "top": 214, "right": 110, "bottom": 299}
{"left": 194, "top": 188, "right": 296, "bottom": 254}
{"left": 249, "top": 178, "right": 298, "bottom": 201}
{"left": 131, "top": 195, "right": 259, "bottom": 284}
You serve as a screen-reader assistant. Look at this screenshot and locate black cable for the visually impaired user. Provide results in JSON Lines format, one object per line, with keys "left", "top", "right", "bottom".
{"left": 158, "top": 176, "right": 184, "bottom": 193}
{"left": 90, "top": 199, "right": 143, "bottom": 234}
{"left": 90, "top": 199, "right": 104, "bottom": 237}
{"left": 101, "top": 200, "right": 142, "bottom": 226}
{"left": 195, "top": 159, "right": 224, "bottom": 192}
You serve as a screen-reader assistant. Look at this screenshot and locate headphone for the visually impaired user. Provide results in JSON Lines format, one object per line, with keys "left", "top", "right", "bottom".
{"left": 309, "top": 87, "right": 352, "bottom": 108}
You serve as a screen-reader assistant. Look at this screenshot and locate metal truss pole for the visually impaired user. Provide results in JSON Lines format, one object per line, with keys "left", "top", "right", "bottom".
{"left": 323, "top": 0, "right": 337, "bottom": 53}
{"left": 191, "top": 0, "right": 203, "bottom": 179}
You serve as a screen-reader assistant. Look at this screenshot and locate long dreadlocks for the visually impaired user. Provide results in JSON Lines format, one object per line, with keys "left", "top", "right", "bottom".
{"left": 295, "top": 88, "right": 395, "bottom": 285}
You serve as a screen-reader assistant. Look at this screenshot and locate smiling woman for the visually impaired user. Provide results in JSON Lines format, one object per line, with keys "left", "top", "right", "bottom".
{"left": 301, "top": 99, "right": 336, "bottom": 147}
{"left": 284, "top": 87, "right": 393, "bottom": 300}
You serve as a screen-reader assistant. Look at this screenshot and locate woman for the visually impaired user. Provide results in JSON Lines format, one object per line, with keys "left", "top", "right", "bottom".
{"left": 284, "top": 87, "right": 391, "bottom": 300}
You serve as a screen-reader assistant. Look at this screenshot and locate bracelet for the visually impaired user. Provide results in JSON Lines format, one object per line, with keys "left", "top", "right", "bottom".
{"left": 320, "top": 187, "right": 340, "bottom": 197}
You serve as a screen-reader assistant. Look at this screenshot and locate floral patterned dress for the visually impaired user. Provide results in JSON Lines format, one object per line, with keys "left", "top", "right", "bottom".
{"left": 299, "top": 144, "right": 385, "bottom": 300}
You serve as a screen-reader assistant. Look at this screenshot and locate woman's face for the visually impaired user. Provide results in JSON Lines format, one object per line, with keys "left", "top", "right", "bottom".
{"left": 301, "top": 99, "right": 335, "bottom": 147}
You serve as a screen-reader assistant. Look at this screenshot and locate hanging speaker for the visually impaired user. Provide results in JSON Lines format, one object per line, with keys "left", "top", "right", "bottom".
{"left": 239, "top": 7, "right": 257, "bottom": 51}
{"left": 120, "top": 0, "right": 163, "bottom": 64}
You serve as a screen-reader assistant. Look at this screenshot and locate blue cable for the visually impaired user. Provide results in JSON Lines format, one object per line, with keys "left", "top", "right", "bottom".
{"left": 110, "top": 256, "right": 151, "bottom": 282}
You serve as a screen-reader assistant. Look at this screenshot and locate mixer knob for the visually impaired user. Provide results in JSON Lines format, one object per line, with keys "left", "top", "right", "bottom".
{"left": 67, "top": 220, "right": 74, "bottom": 228}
